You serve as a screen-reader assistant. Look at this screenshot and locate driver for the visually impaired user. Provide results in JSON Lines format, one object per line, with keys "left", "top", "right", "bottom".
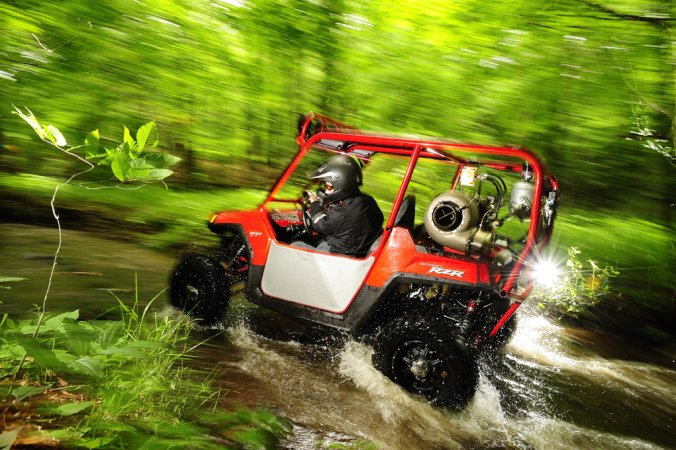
{"left": 296, "top": 155, "right": 384, "bottom": 257}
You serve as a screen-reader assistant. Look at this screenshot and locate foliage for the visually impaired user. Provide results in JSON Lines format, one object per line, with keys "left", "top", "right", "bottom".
{"left": 0, "top": 292, "right": 292, "bottom": 448}
{"left": 1, "top": 109, "right": 291, "bottom": 447}
{"left": 0, "top": 0, "right": 671, "bottom": 206}
{"left": 533, "top": 247, "right": 620, "bottom": 317}
{"left": 12, "top": 106, "right": 179, "bottom": 182}
{"left": 0, "top": 0, "right": 671, "bottom": 319}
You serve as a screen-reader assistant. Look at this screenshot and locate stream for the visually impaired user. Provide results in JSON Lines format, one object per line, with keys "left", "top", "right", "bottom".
{"left": 1, "top": 223, "right": 674, "bottom": 449}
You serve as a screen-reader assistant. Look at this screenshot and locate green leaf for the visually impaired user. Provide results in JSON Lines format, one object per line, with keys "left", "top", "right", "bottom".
{"left": 111, "top": 147, "right": 132, "bottom": 181}
{"left": 0, "top": 427, "right": 20, "bottom": 450}
{"left": 136, "top": 121, "right": 158, "bottom": 152}
{"left": 125, "top": 340, "right": 164, "bottom": 350}
{"left": 143, "top": 152, "right": 181, "bottom": 169}
{"left": 63, "top": 321, "right": 98, "bottom": 356}
{"left": 47, "top": 124, "right": 67, "bottom": 147}
{"left": 11, "top": 384, "right": 52, "bottom": 402}
{"left": 68, "top": 356, "right": 104, "bottom": 377}
{"left": 126, "top": 158, "right": 153, "bottom": 180}
{"left": 97, "top": 152, "right": 113, "bottom": 167}
{"left": 41, "top": 428, "right": 84, "bottom": 443}
{"left": 99, "top": 346, "right": 147, "bottom": 359}
{"left": 67, "top": 437, "right": 115, "bottom": 449}
{"left": 96, "top": 321, "right": 124, "bottom": 349}
{"left": 141, "top": 168, "right": 174, "bottom": 181}
{"left": 41, "top": 125, "right": 55, "bottom": 142}
{"left": 125, "top": 159, "right": 175, "bottom": 181}
{"left": 40, "top": 310, "right": 80, "bottom": 333}
{"left": 123, "top": 125, "right": 139, "bottom": 158}
{"left": 123, "top": 125, "right": 134, "bottom": 145}
{"left": 0, "top": 315, "right": 16, "bottom": 331}
{"left": 84, "top": 129, "right": 100, "bottom": 158}
{"left": 12, "top": 106, "right": 48, "bottom": 140}
{"left": 13, "top": 335, "right": 68, "bottom": 372}
{"left": 51, "top": 401, "right": 95, "bottom": 416}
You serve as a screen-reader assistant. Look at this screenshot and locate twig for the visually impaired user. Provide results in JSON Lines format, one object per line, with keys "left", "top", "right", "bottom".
{"left": 12, "top": 139, "right": 94, "bottom": 385}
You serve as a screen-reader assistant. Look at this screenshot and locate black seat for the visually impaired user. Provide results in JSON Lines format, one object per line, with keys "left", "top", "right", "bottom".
{"left": 393, "top": 195, "right": 416, "bottom": 232}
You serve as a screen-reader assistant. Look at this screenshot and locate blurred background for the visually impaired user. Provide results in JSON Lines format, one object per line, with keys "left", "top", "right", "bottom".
{"left": 0, "top": 0, "right": 673, "bottom": 339}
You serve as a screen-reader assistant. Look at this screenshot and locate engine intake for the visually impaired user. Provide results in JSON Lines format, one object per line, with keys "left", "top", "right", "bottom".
{"left": 424, "top": 191, "right": 493, "bottom": 255}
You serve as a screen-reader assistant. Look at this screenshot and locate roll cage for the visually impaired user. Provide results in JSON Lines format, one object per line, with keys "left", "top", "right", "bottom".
{"left": 271, "top": 113, "right": 560, "bottom": 333}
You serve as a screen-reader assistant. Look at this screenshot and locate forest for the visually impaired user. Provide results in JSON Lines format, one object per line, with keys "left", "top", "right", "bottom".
{"left": 2, "top": 0, "right": 672, "bottom": 334}
{"left": 0, "top": 0, "right": 674, "bottom": 448}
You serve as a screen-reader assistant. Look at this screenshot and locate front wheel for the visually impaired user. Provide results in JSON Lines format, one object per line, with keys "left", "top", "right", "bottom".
{"left": 372, "top": 315, "right": 478, "bottom": 410}
{"left": 169, "top": 253, "right": 231, "bottom": 326}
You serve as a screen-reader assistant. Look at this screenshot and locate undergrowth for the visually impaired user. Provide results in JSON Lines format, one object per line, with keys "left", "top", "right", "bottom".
{"left": 531, "top": 247, "right": 620, "bottom": 318}
{"left": 0, "top": 288, "right": 292, "bottom": 449}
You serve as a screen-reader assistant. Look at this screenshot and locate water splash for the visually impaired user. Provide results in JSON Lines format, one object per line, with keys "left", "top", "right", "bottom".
{"left": 508, "top": 313, "right": 676, "bottom": 418}
{"left": 220, "top": 320, "right": 667, "bottom": 449}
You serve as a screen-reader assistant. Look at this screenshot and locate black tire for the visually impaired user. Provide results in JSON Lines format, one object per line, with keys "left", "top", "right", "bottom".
{"left": 169, "top": 253, "right": 231, "bottom": 326}
{"left": 372, "top": 315, "right": 478, "bottom": 410}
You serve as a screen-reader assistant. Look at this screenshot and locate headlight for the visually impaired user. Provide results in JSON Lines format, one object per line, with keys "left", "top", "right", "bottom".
{"left": 531, "top": 258, "right": 562, "bottom": 288}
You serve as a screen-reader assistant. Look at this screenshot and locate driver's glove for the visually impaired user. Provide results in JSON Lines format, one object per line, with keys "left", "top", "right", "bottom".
{"left": 304, "top": 190, "right": 320, "bottom": 203}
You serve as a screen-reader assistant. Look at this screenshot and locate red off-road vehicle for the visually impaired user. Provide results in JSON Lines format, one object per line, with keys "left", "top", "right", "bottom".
{"left": 169, "top": 113, "right": 559, "bottom": 409}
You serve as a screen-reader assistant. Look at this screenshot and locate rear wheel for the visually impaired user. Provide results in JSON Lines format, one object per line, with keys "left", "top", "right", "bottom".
{"left": 169, "top": 253, "right": 231, "bottom": 325}
{"left": 372, "top": 315, "right": 478, "bottom": 410}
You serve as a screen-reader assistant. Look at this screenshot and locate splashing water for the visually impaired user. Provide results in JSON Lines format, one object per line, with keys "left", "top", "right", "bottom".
{"left": 215, "top": 313, "right": 672, "bottom": 449}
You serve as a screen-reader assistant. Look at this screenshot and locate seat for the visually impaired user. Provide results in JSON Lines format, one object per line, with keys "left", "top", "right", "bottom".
{"left": 393, "top": 195, "right": 416, "bottom": 232}
{"left": 366, "top": 232, "right": 383, "bottom": 254}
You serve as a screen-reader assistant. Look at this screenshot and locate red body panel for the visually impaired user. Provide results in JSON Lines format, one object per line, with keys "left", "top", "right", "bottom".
{"left": 366, "top": 228, "right": 491, "bottom": 288}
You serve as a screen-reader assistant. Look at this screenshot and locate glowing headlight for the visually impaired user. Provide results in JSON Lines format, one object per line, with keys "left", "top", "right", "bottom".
{"left": 531, "top": 259, "right": 562, "bottom": 288}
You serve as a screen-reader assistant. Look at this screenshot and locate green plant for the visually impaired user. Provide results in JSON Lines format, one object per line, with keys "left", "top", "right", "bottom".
{"left": 0, "top": 285, "right": 292, "bottom": 448}
{"left": 13, "top": 106, "right": 180, "bottom": 183}
{"left": 533, "top": 247, "right": 620, "bottom": 317}
{"left": 4, "top": 109, "right": 293, "bottom": 447}
{"left": 10, "top": 107, "right": 180, "bottom": 356}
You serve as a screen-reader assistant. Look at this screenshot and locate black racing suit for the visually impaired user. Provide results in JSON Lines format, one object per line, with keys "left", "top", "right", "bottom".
{"left": 308, "top": 191, "right": 384, "bottom": 257}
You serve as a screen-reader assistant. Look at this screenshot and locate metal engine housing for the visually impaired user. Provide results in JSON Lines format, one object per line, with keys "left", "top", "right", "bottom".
{"left": 424, "top": 191, "right": 492, "bottom": 254}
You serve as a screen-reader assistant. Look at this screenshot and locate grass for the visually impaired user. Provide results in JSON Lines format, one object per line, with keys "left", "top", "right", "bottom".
{"left": 0, "top": 285, "right": 292, "bottom": 448}
{"left": 0, "top": 172, "right": 268, "bottom": 249}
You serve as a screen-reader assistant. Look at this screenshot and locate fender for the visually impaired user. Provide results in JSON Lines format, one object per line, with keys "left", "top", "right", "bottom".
{"left": 208, "top": 208, "right": 273, "bottom": 266}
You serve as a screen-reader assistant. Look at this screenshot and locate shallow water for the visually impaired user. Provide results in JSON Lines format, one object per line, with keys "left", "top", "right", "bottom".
{"left": 202, "top": 308, "right": 675, "bottom": 450}
{"left": 2, "top": 223, "right": 674, "bottom": 449}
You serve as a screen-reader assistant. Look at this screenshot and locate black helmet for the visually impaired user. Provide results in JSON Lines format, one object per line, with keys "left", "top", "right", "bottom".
{"left": 310, "top": 155, "right": 363, "bottom": 203}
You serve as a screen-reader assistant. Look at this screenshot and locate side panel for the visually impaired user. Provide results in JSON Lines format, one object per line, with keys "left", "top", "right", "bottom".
{"left": 261, "top": 241, "right": 375, "bottom": 313}
{"left": 365, "top": 228, "right": 492, "bottom": 288}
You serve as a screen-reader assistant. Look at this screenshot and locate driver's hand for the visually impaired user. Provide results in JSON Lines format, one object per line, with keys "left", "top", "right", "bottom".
{"left": 304, "top": 190, "right": 319, "bottom": 203}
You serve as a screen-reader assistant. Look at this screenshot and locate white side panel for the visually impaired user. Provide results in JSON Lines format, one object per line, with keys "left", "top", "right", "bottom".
{"left": 261, "top": 241, "right": 375, "bottom": 313}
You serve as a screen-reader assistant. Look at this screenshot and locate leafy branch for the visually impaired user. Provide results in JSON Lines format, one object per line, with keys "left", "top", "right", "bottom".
{"left": 10, "top": 106, "right": 180, "bottom": 340}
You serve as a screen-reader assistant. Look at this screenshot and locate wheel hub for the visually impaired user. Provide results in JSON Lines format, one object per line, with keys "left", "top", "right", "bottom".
{"left": 410, "top": 358, "right": 430, "bottom": 379}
